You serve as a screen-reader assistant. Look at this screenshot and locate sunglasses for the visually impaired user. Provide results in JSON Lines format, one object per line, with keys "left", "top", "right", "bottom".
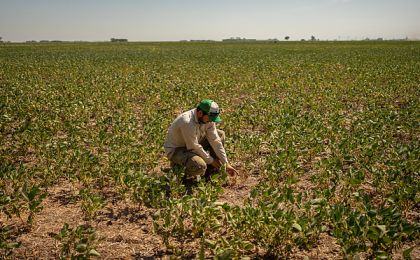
{"left": 203, "top": 111, "right": 220, "bottom": 117}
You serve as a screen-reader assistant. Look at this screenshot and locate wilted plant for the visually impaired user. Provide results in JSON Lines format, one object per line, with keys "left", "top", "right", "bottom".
{"left": 53, "top": 223, "right": 101, "bottom": 259}
{"left": 21, "top": 184, "right": 47, "bottom": 226}
{"left": 79, "top": 189, "right": 105, "bottom": 221}
{"left": 0, "top": 224, "right": 21, "bottom": 259}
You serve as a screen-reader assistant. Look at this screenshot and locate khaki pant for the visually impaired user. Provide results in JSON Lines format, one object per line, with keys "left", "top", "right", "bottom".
{"left": 170, "top": 130, "right": 225, "bottom": 179}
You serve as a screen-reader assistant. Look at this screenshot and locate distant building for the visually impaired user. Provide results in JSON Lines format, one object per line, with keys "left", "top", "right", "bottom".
{"left": 189, "top": 40, "right": 216, "bottom": 42}
{"left": 222, "top": 37, "right": 257, "bottom": 42}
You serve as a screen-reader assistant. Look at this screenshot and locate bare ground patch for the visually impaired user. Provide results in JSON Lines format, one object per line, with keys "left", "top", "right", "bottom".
{"left": 217, "top": 174, "right": 260, "bottom": 207}
{"left": 8, "top": 180, "right": 166, "bottom": 259}
{"left": 4, "top": 174, "right": 419, "bottom": 259}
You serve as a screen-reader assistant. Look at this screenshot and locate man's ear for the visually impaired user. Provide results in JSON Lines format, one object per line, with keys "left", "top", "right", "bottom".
{"left": 197, "top": 110, "right": 203, "bottom": 117}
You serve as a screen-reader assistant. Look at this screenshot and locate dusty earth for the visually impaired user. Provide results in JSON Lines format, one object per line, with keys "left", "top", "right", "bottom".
{"left": 2, "top": 169, "right": 419, "bottom": 259}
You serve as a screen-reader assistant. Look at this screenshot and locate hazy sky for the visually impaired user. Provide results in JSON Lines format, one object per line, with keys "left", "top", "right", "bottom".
{"left": 1, "top": 0, "right": 419, "bottom": 42}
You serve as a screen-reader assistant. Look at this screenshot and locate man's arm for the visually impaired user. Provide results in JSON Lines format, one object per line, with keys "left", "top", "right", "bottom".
{"left": 206, "top": 124, "right": 228, "bottom": 164}
{"left": 206, "top": 124, "right": 238, "bottom": 176}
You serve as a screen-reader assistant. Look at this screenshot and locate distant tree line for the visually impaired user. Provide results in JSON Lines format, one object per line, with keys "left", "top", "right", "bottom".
{"left": 110, "top": 38, "right": 128, "bottom": 42}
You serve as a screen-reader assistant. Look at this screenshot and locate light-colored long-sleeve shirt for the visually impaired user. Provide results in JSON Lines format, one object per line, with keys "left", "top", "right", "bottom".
{"left": 164, "top": 108, "right": 228, "bottom": 165}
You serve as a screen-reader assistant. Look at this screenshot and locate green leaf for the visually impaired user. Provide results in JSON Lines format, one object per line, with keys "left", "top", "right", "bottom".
{"left": 89, "top": 249, "right": 101, "bottom": 256}
{"left": 217, "top": 249, "right": 234, "bottom": 260}
{"left": 377, "top": 225, "right": 387, "bottom": 236}
{"left": 27, "top": 186, "right": 40, "bottom": 201}
{"left": 5, "top": 242, "right": 21, "bottom": 249}
{"left": 76, "top": 243, "right": 87, "bottom": 252}
{"left": 205, "top": 239, "right": 216, "bottom": 248}
{"left": 242, "top": 241, "right": 254, "bottom": 250}
{"left": 56, "top": 223, "right": 69, "bottom": 239}
{"left": 367, "top": 226, "right": 380, "bottom": 241}
{"left": 311, "top": 198, "right": 323, "bottom": 205}
{"left": 382, "top": 235, "right": 392, "bottom": 245}
{"left": 292, "top": 223, "right": 302, "bottom": 232}
{"left": 403, "top": 246, "right": 414, "bottom": 260}
{"left": 353, "top": 255, "right": 361, "bottom": 260}
{"left": 375, "top": 250, "right": 388, "bottom": 259}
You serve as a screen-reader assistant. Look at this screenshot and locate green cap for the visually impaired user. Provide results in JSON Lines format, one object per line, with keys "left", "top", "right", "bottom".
{"left": 198, "top": 99, "right": 221, "bottom": 123}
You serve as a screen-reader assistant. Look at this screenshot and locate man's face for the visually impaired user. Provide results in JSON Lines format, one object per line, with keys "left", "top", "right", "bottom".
{"left": 197, "top": 110, "right": 211, "bottom": 124}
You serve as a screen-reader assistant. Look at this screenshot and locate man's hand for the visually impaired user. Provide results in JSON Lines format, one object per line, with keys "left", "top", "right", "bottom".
{"left": 226, "top": 163, "right": 238, "bottom": 177}
{"left": 210, "top": 160, "right": 238, "bottom": 177}
{"left": 211, "top": 159, "right": 222, "bottom": 169}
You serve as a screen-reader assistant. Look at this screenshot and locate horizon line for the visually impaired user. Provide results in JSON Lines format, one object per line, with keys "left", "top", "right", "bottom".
{"left": 1, "top": 38, "right": 418, "bottom": 44}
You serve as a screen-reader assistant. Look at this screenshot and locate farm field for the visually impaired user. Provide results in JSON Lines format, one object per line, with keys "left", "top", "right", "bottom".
{"left": 1, "top": 41, "right": 419, "bottom": 259}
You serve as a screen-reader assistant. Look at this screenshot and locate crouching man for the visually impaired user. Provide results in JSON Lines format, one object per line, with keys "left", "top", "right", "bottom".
{"left": 164, "top": 99, "right": 238, "bottom": 180}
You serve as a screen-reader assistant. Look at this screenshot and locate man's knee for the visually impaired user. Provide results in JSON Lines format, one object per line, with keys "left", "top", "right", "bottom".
{"left": 185, "top": 155, "right": 207, "bottom": 179}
